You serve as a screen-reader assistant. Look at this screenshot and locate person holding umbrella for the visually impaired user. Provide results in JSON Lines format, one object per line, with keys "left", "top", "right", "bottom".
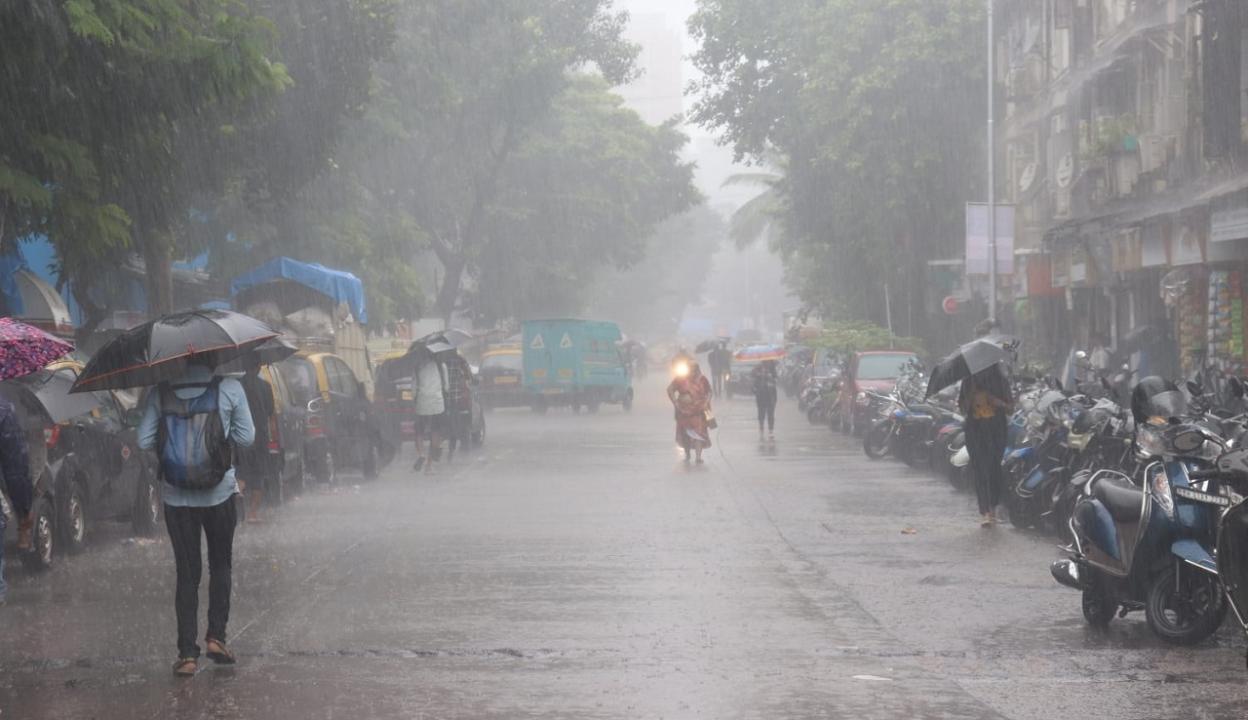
{"left": 237, "top": 359, "right": 275, "bottom": 522}
{"left": 957, "top": 319, "right": 1014, "bottom": 527}
{"left": 73, "top": 310, "right": 270, "bottom": 676}
{"left": 0, "top": 317, "right": 74, "bottom": 603}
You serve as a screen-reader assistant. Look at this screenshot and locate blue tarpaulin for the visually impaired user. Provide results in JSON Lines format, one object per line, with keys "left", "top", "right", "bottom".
{"left": 230, "top": 257, "right": 367, "bottom": 324}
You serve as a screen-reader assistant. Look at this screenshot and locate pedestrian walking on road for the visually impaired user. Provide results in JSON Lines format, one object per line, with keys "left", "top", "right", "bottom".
{"left": 752, "top": 359, "right": 779, "bottom": 438}
{"left": 411, "top": 346, "right": 448, "bottom": 473}
{"left": 138, "top": 361, "right": 254, "bottom": 676}
{"left": 0, "top": 397, "right": 33, "bottom": 605}
{"left": 958, "top": 319, "right": 1013, "bottom": 527}
{"left": 708, "top": 342, "right": 731, "bottom": 398}
{"left": 667, "top": 362, "right": 713, "bottom": 464}
{"left": 237, "top": 361, "right": 274, "bottom": 522}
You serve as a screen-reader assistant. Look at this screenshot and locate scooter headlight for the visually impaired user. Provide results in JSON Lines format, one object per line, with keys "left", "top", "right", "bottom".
{"left": 1136, "top": 426, "right": 1168, "bottom": 459}
{"left": 673, "top": 360, "right": 690, "bottom": 379}
{"left": 1067, "top": 431, "right": 1092, "bottom": 451}
{"left": 1149, "top": 465, "right": 1175, "bottom": 519}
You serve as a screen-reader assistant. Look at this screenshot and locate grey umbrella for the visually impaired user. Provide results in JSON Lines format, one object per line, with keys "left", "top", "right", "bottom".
{"left": 925, "top": 335, "right": 1020, "bottom": 398}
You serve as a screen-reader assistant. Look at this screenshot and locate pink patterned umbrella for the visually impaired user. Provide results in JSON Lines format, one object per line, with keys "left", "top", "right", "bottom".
{"left": 0, "top": 317, "right": 73, "bottom": 380}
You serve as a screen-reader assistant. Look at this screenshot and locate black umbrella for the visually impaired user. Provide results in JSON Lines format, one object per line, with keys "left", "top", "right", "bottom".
{"left": 215, "top": 337, "right": 299, "bottom": 374}
{"left": 925, "top": 335, "right": 1020, "bottom": 398}
{"left": 71, "top": 309, "right": 279, "bottom": 392}
{"left": 410, "top": 333, "right": 455, "bottom": 356}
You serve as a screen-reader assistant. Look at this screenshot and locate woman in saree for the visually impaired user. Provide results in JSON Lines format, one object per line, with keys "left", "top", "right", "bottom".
{"left": 667, "top": 362, "right": 713, "bottom": 463}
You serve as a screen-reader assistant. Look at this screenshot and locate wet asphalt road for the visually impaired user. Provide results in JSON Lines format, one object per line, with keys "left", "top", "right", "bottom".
{"left": 1, "top": 377, "right": 1246, "bottom": 719}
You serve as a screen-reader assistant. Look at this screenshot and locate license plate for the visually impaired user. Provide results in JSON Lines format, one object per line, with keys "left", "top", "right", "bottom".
{"left": 494, "top": 376, "right": 518, "bottom": 385}
{"left": 1174, "top": 487, "right": 1231, "bottom": 507}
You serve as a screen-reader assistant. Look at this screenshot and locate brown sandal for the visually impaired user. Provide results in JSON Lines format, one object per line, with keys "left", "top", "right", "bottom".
{"left": 173, "top": 657, "right": 197, "bottom": 677}
{"left": 205, "top": 638, "right": 236, "bottom": 665}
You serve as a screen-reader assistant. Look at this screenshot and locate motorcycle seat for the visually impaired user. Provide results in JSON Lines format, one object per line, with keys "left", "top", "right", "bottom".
{"left": 1092, "top": 476, "right": 1143, "bottom": 522}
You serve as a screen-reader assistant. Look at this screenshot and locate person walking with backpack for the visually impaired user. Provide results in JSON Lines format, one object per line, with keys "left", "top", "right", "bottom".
{"left": 138, "top": 360, "right": 254, "bottom": 676}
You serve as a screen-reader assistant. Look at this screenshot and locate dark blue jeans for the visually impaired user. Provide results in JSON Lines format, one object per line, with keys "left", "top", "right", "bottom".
{"left": 165, "top": 497, "right": 238, "bottom": 658}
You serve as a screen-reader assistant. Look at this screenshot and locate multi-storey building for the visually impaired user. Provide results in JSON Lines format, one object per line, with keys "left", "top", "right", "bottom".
{"left": 997, "top": 0, "right": 1248, "bottom": 375}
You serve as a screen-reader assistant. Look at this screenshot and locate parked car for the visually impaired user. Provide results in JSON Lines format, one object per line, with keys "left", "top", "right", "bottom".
{"left": 278, "top": 351, "right": 385, "bottom": 484}
{"left": 477, "top": 347, "right": 526, "bottom": 409}
{"left": 255, "top": 363, "right": 307, "bottom": 505}
{"left": 27, "top": 361, "right": 161, "bottom": 552}
{"left": 836, "top": 350, "right": 921, "bottom": 435}
{"left": 374, "top": 354, "right": 418, "bottom": 450}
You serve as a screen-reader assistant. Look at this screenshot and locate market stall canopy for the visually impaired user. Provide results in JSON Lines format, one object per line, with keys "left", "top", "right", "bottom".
{"left": 230, "top": 257, "right": 368, "bottom": 325}
{"left": 0, "top": 255, "right": 74, "bottom": 335}
{"left": 13, "top": 270, "right": 73, "bottom": 335}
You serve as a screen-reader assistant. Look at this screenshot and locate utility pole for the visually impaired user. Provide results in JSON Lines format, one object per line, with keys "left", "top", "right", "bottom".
{"left": 987, "top": 0, "right": 997, "bottom": 320}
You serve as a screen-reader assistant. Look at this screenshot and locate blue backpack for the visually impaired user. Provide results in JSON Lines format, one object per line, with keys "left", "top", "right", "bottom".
{"left": 156, "top": 379, "right": 233, "bottom": 490}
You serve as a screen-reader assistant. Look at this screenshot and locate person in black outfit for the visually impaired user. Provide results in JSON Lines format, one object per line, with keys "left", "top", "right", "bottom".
{"left": 708, "top": 342, "right": 731, "bottom": 398}
{"left": 958, "top": 319, "right": 1014, "bottom": 527}
{"left": 237, "top": 361, "right": 275, "bottom": 520}
{"left": 751, "top": 359, "right": 779, "bottom": 438}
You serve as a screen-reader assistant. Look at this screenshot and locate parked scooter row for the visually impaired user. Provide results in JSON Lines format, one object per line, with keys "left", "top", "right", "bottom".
{"left": 1051, "top": 375, "right": 1248, "bottom": 659}
{"left": 819, "top": 341, "right": 1248, "bottom": 663}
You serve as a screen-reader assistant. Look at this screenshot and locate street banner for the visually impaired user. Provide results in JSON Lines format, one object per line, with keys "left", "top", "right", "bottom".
{"left": 966, "top": 203, "right": 1015, "bottom": 275}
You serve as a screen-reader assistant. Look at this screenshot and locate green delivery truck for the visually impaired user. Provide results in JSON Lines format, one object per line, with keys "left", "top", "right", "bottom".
{"left": 522, "top": 319, "right": 634, "bottom": 413}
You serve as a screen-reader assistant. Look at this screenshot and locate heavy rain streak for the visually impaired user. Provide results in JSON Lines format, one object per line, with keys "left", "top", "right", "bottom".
{"left": 5, "top": 0, "right": 1248, "bottom": 718}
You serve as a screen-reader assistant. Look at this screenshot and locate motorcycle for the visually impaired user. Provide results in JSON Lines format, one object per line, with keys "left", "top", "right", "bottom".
{"left": 1198, "top": 446, "right": 1248, "bottom": 669}
{"left": 1051, "top": 378, "right": 1230, "bottom": 643}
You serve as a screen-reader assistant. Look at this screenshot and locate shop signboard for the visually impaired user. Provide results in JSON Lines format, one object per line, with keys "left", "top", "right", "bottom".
{"left": 1070, "top": 243, "right": 1088, "bottom": 285}
{"left": 1050, "top": 247, "right": 1070, "bottom": 288}
{"left": 965, "top": 203, "right": 1015, "bottom": 275}
{"left": 1023, "top": 252, "right": 1060, "bottom": 297}
{"left": 1211, "top": 190, "right": 1248, "bottom": 243}
{"left": 1170, "top": 218, "right": 1205, "bottom": 266}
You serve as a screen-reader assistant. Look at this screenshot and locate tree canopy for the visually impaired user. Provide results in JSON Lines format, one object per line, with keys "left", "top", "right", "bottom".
{"left": 690, "top": 0, "right": 986, "bottom": 331}
{"left": 1, "top": 0, "right": 706, "bottom": 332}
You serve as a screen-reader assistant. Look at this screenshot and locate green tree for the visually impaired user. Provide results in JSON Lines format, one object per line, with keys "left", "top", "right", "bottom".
{"left": 690, "top": 0, "right": 985, "bottom": 334}
{"left": 469, "top": 75, "right": 701, "bottom": 322}
{"left": 0, "top": 0, "right": 290, "bottom": 322}
{"left": 364, "top": 0, "right": 641, "bottom": 321}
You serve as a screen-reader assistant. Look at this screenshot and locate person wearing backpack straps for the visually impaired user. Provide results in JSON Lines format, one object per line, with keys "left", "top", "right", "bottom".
{"left": 138, "top": 359, "right": 255, "bottom": 677}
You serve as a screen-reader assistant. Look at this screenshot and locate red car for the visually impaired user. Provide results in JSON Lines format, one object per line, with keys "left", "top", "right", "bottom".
{"left": 837, "top": 350, "right": 920, "bottom": 435}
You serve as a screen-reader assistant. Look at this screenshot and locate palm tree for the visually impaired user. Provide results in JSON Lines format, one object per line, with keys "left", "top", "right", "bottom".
{"left": 722, "top": 155, "right": 784, "bottom": 250}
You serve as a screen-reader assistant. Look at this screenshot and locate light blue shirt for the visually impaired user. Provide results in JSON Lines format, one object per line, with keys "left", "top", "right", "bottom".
{"left": 138, "top": 365, "right": 255, "bottom": 508}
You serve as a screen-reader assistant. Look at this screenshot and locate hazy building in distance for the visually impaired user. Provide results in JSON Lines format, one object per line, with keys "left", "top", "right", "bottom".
{"left": 618, "top": 12, "right": 684, "bottom": 127}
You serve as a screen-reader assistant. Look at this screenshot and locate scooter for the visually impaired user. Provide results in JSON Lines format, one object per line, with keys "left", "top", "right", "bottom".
{"left": 1051, "top": 379, "right": 1229, "bottom": 644}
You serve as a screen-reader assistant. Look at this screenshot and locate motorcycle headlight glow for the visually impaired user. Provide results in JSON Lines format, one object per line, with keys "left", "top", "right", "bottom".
{"left": 1150, "top": 465, "right": 1175, "bottom": 518}
{"left": 673, "top": 360, "right": 690, "bottom": 378}
{"left": 1136, "top": 426, "right": 1168, "bottom": 458}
